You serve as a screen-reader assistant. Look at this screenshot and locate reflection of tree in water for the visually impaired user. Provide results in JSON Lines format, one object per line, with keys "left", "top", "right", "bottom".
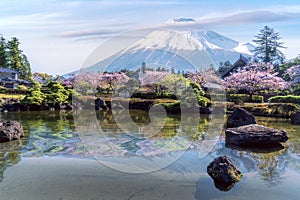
{"left": 0, "top": 111, "right": 76, "bottom": 181}
{"left": 214, "top": 142, "right": 300, "bottom": 187}
{"left": 255, "top": 150, "right": 286, "bottom": 187}
{"left": 1, "top": 111, "right": 78, "bottom": 158}
{"left": 0, "top": 140, "right": 24, "bottom": 182}
{"left": 0, "top": 111, "right": 75, "bottom": 135}
{"left": 96, "top": 110, "right": 210, "bottom": 141}
{"left": 257, "top": 116, "right": 300, "bottom": 156}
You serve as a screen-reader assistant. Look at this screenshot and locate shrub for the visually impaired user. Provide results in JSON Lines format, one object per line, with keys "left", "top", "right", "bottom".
{"left": 132, "top": 91, "right": 177, "bottom": 99}
{"left": 268, "top": 95, "right": 300, "bottom": 104}
{"left": 17, "top": 85, "right": 28, "bottom": 90}
{"left": 22, "top": 89, "right": 45, "bottom": 105}
{"left": 196, "top": 95, "right": 211, "bottom": 107}
{"left": 292, "top": 88, "right": 300, "bottom": 95}
{"left": 227, "top": 103, "right": 299, "bottom": 117}
{"left": 251, "top": 95, "right": 264, "bottom": 103}
{"left": 209, "top": 93, "right": 264, "bottom": 103}
{"left": 267, "top": 103, "right": 299, "bottom": 117}
{"left": 44, "top": 82, "right": 70, "bottom": 104}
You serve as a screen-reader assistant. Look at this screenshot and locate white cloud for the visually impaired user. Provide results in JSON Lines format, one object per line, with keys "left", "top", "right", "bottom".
{"left": 156, "top": 10, "right": 300, "bottom": 31}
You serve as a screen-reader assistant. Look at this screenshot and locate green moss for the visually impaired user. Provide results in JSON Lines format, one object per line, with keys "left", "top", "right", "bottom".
{"left": 228, "top": 167, "right": 243, "bottom": 182}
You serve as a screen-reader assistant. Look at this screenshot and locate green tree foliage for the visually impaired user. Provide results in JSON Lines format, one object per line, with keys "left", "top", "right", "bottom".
{"left": 6, "top": 37, "right": 32, "bottom": 80}
{"left": 160, "top": 74, "right": 190, "bottom": 95}
{"left": 22, "top": 82, "right": 45, "bottom": 105}
{"left": 253, "top": 26, "right": 286, "bottom": 64}
{"left": 45, "top": 81, "right": 69, "bottom": 104}
{"left": 218, "top": 60, "right": 232, "bottom": 75}
{"left": 33, "top": 72, "right": 53, "bottom": 84}
{"left": 141, "top": 62, "right": 146, "bottom": 73}
{"left": 0, "top": 36, "right": 7, "bottom": 68}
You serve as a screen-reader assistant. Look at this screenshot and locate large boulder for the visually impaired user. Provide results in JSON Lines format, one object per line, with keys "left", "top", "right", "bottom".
{"left": 227, "top": 108, "right": 256, "bottom": 128}
{"left": 207, "top": 156, "right": 242, "bottom": 191}
{"left": 291, "top": 111, "right": 300, "bottom": 125}
{"left": 0, "top": 121, "right": 24, "bottom": 142}
{"left": 225, "top": 124, "right": 288, "bottom": 146}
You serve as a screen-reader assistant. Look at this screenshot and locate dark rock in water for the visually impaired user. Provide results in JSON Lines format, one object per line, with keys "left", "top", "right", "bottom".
{"left": 291, "top": 112, "right": 300, "bottom": 125}
{"left": 225, "top": 124, "right": 288, "bottom": 146}
{"left": 225, "top": 142, "right": 284, "bottom": 153}
{"left": 0, "top": 121, "right": 24, "bottom": 142}
{"left": 95, "top": 97, "right": 106, "bottom": 110}
{"left": 213, "top": 180, "right": 236, "bottom": 192}
{"left": 207, "top": 156, "right": 242, "bottom": 191}
{"left": 226, "top": 108, "right": 256, "bottom": 128}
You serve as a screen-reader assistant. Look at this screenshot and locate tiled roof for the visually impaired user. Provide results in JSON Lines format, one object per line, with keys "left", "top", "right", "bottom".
{"left": 0, "top": 68, "right": 19, "bottom": 74}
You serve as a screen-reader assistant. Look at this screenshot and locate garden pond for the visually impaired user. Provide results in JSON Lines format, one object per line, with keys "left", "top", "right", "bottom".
{"left": 0, "top": 110, "right": 300, "bottom": 200}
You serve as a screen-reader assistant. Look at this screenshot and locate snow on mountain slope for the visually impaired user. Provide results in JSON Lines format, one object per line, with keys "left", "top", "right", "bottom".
{"left": 234, "top": 42, "right": 255, "bottom": 55}
{"left": 74, "top": 18, "right": 254, "bottom": 74}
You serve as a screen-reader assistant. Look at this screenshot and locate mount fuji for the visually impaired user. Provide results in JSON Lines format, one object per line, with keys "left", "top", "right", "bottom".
{"left": 74, "top": 18, "right": 255, "bottom": 74}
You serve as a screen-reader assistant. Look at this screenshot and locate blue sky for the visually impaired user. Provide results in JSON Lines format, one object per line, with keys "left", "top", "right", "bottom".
{"left": 0, "top": 0, "right": 300, "bottom": 74}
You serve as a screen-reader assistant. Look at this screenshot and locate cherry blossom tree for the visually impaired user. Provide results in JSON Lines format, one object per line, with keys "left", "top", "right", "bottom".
{"left": 68, "top": 72, "right": 129, "bottom": 95}
{"left": 286, "top": 65, "right": 300, "bottom": 86}
{"left": 224, "top": 62, "right": 289, "bottom": 96}
{"left": 99, "top": 72, "right": 130, "bottom": 93}
{"left": 188, "top": 68, "right": 223, "bottom": 86}
{"left": 139, "top": 71, "right": 170, "bottom": 86}
{"left": 73, "top": 73, "right": 101, "bottom": 95}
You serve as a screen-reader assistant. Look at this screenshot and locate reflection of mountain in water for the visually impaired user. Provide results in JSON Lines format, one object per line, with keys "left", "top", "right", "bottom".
{"left": 1, "top": 112, "right": 300, "bottom": 186}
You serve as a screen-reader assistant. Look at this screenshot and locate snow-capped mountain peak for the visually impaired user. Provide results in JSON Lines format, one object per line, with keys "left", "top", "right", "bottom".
{"left": 74, "top": 23, "right": 255, "bottom": 74}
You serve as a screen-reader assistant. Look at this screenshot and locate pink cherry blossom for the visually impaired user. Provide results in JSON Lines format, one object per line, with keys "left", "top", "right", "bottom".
{"left": 224, "top": 62, "right": 289, "bottom": 94}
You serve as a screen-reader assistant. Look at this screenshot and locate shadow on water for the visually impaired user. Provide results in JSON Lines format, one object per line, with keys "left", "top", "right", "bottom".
{"left": 225, "top": 143, "right": 285, "bottom": 153}
{"left": 195, "top": 177, "right": 237, "bottom": 199}
{"left": 212, "top": 180, "right": 237, "bottom": 192}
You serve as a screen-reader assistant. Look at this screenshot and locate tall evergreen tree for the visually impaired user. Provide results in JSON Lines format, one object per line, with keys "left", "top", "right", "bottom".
{"left": 7, "top": 37, "right": 32, "bottom": 80}
{"left": 141, "top": 62, "right": 146, "bottom": 73}
{"left": 253, "top": 26, "right": 286, "bottom": 64}
{"left": 0, "top": 36, "right": 7, "bottom": 68}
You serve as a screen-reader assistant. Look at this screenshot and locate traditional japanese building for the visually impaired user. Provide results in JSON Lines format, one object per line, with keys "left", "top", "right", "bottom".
{"left": 0, "top": 68, "right": 31, "bottom": 89}
{"left": 221, "top": 54, "right": 249, "bottom": 79}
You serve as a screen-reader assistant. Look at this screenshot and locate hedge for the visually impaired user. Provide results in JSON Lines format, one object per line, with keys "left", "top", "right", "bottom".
{"left": 132, "top": 91, "right": 177, "bottom": 99}
{"left": 0, "top": 87, "right": 29, "bottom": 95}
{"left": 210, "top": 93, "right": 264, "bottom": 103}
{"left": 268, "top": 95, "right": 300, "bottom": 104}
{"left": 227, "top": 103, "right": 299, "bottom": 118}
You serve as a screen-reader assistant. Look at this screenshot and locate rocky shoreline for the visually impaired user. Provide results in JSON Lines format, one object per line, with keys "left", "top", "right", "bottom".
{"left": 0, "top": 97, "right": 213, "bottom": 114}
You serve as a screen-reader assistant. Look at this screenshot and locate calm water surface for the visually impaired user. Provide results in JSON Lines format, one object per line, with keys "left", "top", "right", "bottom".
{"left": 0, "top": 110, "right": 300, "bottom": 200}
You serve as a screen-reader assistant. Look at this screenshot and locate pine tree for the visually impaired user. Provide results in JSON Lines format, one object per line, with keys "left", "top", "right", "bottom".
{"left": 7, "top": 37, "right": 32, "bottom": 80}
{"left": 253, "top": 26, "right": 286, "bottom": 64}
{"left": 141, "top": 62, "right": 146, "bottom": 73}
{"left": 171, "top": 67, "right": 175, "bottom": 74}
{"left": 0, "top": 36, "right": 7, "bottom": 68}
